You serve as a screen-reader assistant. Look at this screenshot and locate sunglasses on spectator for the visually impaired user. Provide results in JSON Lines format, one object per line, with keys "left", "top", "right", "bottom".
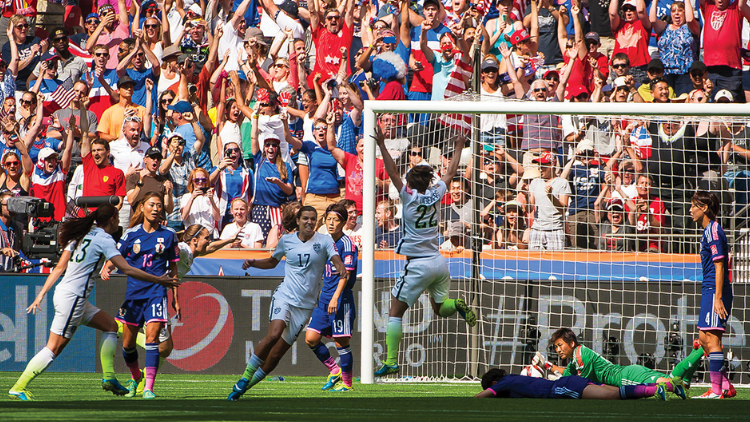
{"left": 94, "top": 52, "right": 109, "bottom": 57}
{"left": 15, "top": 23, "right": 28, "bottom": 29}
{"left": 161, "top": 98, "right": 174, "bottom": 104}
{"left": 565, "top": 44, "right": 573, "bottom": 49}
{"left": 574, "top": 94, "right": 589, "bottom": 100}
{"left": 193, "top": 177, "right": 207, "bottom": 183}
{"left": 86, "top": 19, "right": 100, "bottom": 25}
{"left": 314, "top": 125, "right": 327, "bottom": 130}
{"left": 19, "top": 99, "right": 32, "bottom": 105}
{"left": 326, "top": 15, "right": 341, "bottom": 20}
{"left": 533, "top": 88, "right": 546, "bottom": 92}
{"left": 409, "top": 151, "right": 421, "bottom": 156}
{"left": 260, "top": 103, "right": 270, "bottom": 107}
{"left": 124, "top": 115, "right": 142, "bottom": 123}
{"left": 690, "top": 71, "right": 704, "bottom": 78}
{"left": 374, "top": 25, "right": 387, "bottom": 30}
{"left": 52, "top": 36, "right": 67, "bottom": 42}
{"left": 265, "top": 143, "right": 279, "bottom": 148}
{"left": 4, "top": 160, "right": 19, "bottom": 167}
{"left": 145, "top": 24, "right": 159, "bottom": 29}
{"left": 544, "top": 76, "right": 559, "bottom": 82}
{"left": 225, "top": 148, "right": 240, "bottom": 154}
{"left": 612, "top": 63, "right": 628, "bottom": 69}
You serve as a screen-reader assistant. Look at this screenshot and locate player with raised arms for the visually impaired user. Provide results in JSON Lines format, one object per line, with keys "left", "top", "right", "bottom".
{"left": 228, "top": 206, "right": 348, "bottom": 401}
{"left": 690, "top": 191, "right": 736, "bottom": 399}
{"left": 116, "top": 192, "right": 179, "bottom": 399}
{"left": 475, "top": 368, "right": 669, "bottom": 400}
{"left": 305, "top": 203, "right": 359, "bottom": 392}
{"left": 373, "top": 128, "right": 477, "bottom": 377}
{"left": 544, "top": 328, "right": 692, "bottom": 399}
{"left": 8, "top": 203, "right": 179, "bottom": 401}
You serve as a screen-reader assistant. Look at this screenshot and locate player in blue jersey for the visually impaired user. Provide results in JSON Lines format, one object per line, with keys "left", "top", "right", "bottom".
{"left": 116, "top": 192, "right": 180, "bottom": 400}
{"left": 690, "top": 191, "right": 736, "bottom": 399}
{"left": 373, "top": 128, "right": 477, "bottom": 377}
{"left": 227, "top": 206, "right": 348, "bottom": 401}
{"left": 8, "top": 204, "right": 178, "bottom": 401}
{"left": 305, "top": 203, "right": 359, "bottom": 392}
{"left": 475, "top": 368, "right": 666, "bottom": 400}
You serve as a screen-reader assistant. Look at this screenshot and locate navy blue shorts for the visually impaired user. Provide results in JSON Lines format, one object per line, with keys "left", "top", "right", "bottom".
{"left": 307, "top": 292, "right": 355, "bottom": 338}
{"left": 697, "top": 287, "right": 733, "bottom": 331}
{"left": 549, "top": 375, "right": 590, "bottom": 399}
{"left": 116, "top": 296, "right": 168, "bottom": 328}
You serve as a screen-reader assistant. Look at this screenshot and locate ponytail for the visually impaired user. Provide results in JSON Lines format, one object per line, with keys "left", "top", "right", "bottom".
{"left": 58, "top": 203, "right": 118, "bottom": 247}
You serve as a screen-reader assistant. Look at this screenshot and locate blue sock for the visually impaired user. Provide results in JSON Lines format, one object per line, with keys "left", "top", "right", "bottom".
{"left": 145, "top": 343, "right": 160, "bottom": 369}
{"left": 708, "top": 351, "right": 724, "bottom": 394}
{"left": 310, "top": 342, "right": 332, "bottom": 363}
{"left": 338, "top": 346, "right": 353, "bottom": 387}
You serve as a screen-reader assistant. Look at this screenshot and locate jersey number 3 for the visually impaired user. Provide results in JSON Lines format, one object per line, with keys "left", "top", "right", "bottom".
{"left": 415, "top": 205, "right": 437, "bottom": 229}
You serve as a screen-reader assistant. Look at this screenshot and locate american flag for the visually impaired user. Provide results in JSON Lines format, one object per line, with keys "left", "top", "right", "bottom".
{"left": 476, "top": 0, "right": 527, "bottom": 22}
{"left": 45, "top": 80, "right": 78, "bottom": 113}
{"left": 439, "top": 54, "right": 474, "bottom": 134}
{"left": 68, "top": 42, "right": 93, "bottom": 67}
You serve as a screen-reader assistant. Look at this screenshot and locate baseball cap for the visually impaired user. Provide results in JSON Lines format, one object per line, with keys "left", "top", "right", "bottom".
{"left": 647, "top": 59, "right": 664, "bottom": 72}
{"left": 689, "top": 61, "right": 707, "bottom": 73}
{"left": 38, "top": 147, "right": 59, "bottom": 162}
{"left": 481, "top": 57, "right": 499, "bottom": 71}
{"left": 145, "top": 146, "right": 163, "bottom": 159}
{"left": 584, "top": 32, "right": 600, "bottom": 43}
{"left": 86, "top": 13, "right": 100, "bottom": 20}
{"left": 40, "top": 52, "right": 59, "bottom": 62}
{"left": 243, "top": 27, "right": 268, "bottom": 45}
{"left": 613, "top": 76, "right": 628, "bottom": 88}
{"left": 543, "top": 69, "right": 559, "bottom": 79}
{"left": 167, "top": 100, "right": 193, "bottom": 113}
{"left": 423, "top": 0, "right": 440, "bottom": 8}
{"left": 577, "top": 139, "right": 594, "bottom": 152}
{"left": 715, "top": 89, "right": 734, "bottom": 102}
{"left": 118, "top": 74, "right": 136, "bottom": 87}
{"left": 505, "top": 200, "right": 523, "bottom": 213}
{"left": 49, "top": 28, "right": 67, "bottom": 40}
{"left": 621, "top": 0, "right": 637, "bottom": 8}
{"left": 162, "top": 44, "right": 181, "bottom": 60}
{"left": 607, "top": 198, "right": 625, "bottom": 211}
{"left": 507, "top": 29, "right": 530, "bottom": 46}
{"left": 98, "top": 4, "right": 115, "bottom": 14}
{"left": 521, "top": 167, "right": 541, "bottom": 180}
{"left": 279, "top": 0, "right": 299, "bottom": 17}
{"left": 566, "top": 85, "right": 590, "bottom": 99}
{"left": 188, "top": 3, "right": 203, "bottom": 16}
{"left": 532, "top": 151, "right": 555, "bottom": 164}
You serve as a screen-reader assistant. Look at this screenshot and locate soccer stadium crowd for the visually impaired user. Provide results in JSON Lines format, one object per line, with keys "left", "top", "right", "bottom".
{"left": 0, "top": 0, "right": 746, "bottom": 268}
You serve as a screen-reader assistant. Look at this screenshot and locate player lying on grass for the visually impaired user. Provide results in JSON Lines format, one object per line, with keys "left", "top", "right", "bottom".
{"left": 305, "top": 204, "right": 359, "bottom": 392}
{"left": 8, "top": 204, "right": 179, "bottom": 401}
{"left": 228, "top": 206, "right": 348, "bottom": 401}
{"left": 373, "top": 128, "right": 477, "bottom": 377}
{"left": 542, "top": 328, "right": 699, "bottom": 397}
{"left": 475, "top": 369, "right": 671, "bottom": 400}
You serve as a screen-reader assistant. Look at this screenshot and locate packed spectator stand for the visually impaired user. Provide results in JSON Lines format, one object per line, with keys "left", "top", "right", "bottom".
{"left": 0, "top": 0, "right": 746, "bottom": 267}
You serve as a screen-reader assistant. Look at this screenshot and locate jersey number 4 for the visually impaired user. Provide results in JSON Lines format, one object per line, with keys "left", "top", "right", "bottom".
{"left": 71, "top": 239, "right": 92, "bottom": 263}
{"left": 415, "top": 205, "right": 437, "bottom": 229}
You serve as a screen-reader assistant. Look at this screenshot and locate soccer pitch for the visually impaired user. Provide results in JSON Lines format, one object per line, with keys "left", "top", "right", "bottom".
{"left": 2, "top": 373, "right": 749, "bottom": 421}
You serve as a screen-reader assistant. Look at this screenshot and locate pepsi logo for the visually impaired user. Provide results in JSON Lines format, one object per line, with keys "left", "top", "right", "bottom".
{"left": 167, "top": 281, "right": 234, "bottom": 371}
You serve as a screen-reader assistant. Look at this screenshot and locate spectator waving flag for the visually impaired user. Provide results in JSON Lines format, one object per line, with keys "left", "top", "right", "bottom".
{"left": 439, "top": 54, "right": 474, "bottom": 134}
{"left": 67, "top": 42, "right": 94, "bottom": 67}
{"left": 45, "top": 79, "right": 78, "bottom": 113}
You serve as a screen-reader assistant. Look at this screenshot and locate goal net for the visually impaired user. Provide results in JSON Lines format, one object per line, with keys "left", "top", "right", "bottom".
{"left": 359, "top": 95, "right": 750, "bottom": 386}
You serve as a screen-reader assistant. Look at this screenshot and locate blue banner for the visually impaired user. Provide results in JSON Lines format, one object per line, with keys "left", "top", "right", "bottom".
{"left": 0, "top": 275, "right": 95, "bottom": 372}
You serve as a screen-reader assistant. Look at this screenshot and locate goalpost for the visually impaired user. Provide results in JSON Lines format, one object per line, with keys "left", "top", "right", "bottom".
{"left": 360, "top": 98, "right": 750, "bottom": 385}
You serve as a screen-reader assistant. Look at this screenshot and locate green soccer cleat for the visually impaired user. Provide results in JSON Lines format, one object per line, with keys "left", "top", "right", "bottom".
{"left": 8, "top": 390, "right": 34, "bottom": 401}
{"left": 455, "top": 298, "right": 477, "bottom": 327}
{"left": 322, "top": 370, "right": 342, "bottom": 390}
{"left": 136, "top": 370, "right": 145, "bottom": 395}
{"left": 330, "top": 382, "right": 353, "bottom": 392}
{"left": 124, "top": 377, "right": 141, "bottom": 398}
{"left": 374, "top": 363, "right": 399, "bottom": 377}
{"left": 143, "top": 390, "right": 156, "bottom": 400}
{"left": 655, "top": 383, "right": 667, "bottom": 401}
{"left": 102, "top": 378, "right": 129, "bottom": 396}
{"left": 670, "top": 377, "right": 687, "bottom": 400}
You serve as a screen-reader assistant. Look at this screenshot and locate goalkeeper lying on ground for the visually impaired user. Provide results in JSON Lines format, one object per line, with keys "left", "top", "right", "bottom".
{"left": 542, "top": 328, "right": 703, "bottom": 392}
{"left": 475, "top": 369, "right": 675, "bottom": 400}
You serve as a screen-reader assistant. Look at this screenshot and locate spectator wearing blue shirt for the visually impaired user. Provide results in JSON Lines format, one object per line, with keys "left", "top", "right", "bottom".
{"left": 116, "top": 36, "right": 160, "bottom": 108}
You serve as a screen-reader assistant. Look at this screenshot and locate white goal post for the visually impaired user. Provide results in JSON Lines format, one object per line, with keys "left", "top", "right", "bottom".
{"left": 360, "top": 100, "right": 750, "bottom": 385}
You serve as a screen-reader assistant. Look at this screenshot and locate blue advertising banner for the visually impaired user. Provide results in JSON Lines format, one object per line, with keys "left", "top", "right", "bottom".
{"left": 0, "top": 275, "right": 95, "bottom": 372}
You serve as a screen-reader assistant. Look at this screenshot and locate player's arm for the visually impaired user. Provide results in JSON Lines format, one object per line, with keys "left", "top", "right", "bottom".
{"left": 713, "top": 258, "right": 728, "bottom": 319}
{"left": 242, "top": 257, "right": 281, "bottom": 270}
{"left": 440, "top": 135, "right": 468, "bottom": 185}
{"left": 373, "top": 124, "right": 403, "bottom": 192}
{"left": 474, "top": 389, "right": 496, "bottom": 398}
{"left": 27, "top": 250, "right": 72, "bottom": 314}
{"left": 170, "top": 261, "right": 180, "bottom": 319}
{"left": 327, "top": 254, "right": 349, "bottom": 315}
{"left": 109, "top": 255, "right": 180, "bottom": 287}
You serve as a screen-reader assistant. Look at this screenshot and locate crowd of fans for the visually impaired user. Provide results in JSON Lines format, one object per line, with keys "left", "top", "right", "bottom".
{"left": 0, "top": 0, "right": 745, "bottom": 267}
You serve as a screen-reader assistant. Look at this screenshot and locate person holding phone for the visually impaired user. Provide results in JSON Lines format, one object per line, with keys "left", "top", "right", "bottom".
{"left": 181, "top": 168, "right": 220, "bottom": 238}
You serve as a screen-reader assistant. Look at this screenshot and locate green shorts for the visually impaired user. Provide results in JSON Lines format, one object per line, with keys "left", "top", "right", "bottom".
{"left": 620, "top": 365, "right": 666, "bottom": 385}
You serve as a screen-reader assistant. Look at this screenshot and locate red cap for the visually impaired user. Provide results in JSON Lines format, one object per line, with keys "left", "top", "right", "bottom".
{"left": 566, "top": 85, "right": 591, "bottom": 100}
{"left": 533, "top": 151, "right": 554, "bottom": 164}
{"left": 508, "top": 29, "right": 530, "bottom": 46}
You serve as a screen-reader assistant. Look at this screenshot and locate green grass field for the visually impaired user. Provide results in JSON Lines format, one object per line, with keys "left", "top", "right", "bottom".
{"left": 2, "top": 373, "right": 749, "bottom": 421}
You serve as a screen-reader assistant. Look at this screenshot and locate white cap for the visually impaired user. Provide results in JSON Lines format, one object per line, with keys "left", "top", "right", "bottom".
{"left": 621, "top": 0, "right": 637, "bottom": 8}
{"left": 577, "top": 139, "right": 594, "bottom": 152}
{"left": 714, "top": 89, "right": 734, "bottom": 102}
{"left": 188, "top": 3, "right": 203, "bottom": 16}
{"left": 38, "top": 147, "right": 58, "bottom": 162}
{"left": 613, "top": 76, "right": 628, "bottom": 88}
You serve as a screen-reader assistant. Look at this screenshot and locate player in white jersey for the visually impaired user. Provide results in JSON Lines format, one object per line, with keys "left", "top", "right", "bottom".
{"left": 373, "top": 129, "right": 477, "bottom": 377}
{"left": 227, "top": 206, "right": 347, "bottom": 401}
{"left": 8, "top": 204, "right": 179, "bottom": 401}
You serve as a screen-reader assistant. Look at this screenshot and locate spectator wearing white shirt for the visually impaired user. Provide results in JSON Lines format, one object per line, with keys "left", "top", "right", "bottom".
{"left": 258, "top": 0, "right": 304, "bottom": 59}
{"left": 220, "top": 198, "right": 264, "bottom": 248}
{"left": 109, "top": 115, "right": 150, "bottom": 226}
{"left": 181, "top": 168, "right": 220, "bottom": 237}
{"left": 217, "top": 0, "right": 254, "bottom": 71}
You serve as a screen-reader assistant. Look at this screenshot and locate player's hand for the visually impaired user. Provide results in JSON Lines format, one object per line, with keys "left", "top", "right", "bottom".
{"left": 172, "top": 299, "right": 181, "bottom": 320}
{"left": 242, "top": 259, "right": 255, "bottom": 270}
{"left": 100, "top": 265, "right": 112, "bottom": 280}
{"left": 27, "top": 295, "right": 44, "bottom": 314}
{"left": 714, "top": 297, "right": 728, "bottom": 320}
{"left": 157, "top": 275, "right": 180, "bottom": 288}
{"left": 327, "top": 296, "right": 338, "bottom": 315}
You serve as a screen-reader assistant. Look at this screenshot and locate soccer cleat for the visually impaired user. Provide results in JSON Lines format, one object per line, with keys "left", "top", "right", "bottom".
{"left": 724, "top": 384, "right": 737, "bottom": 398}
{"left": 124, "top": 377, "right": 141, "bottom": 398}
{"left": 454, "top": 298, "right": 477, "bottom": 327}
{"left": 8, "top": 390, "right": 34, "bottom": 401}
{"left": 654, "top": 383, "right": 667, "bottom": 401}
{"left": 330, "top": 382, "right": 353, "bottom": 392}
{"left": 374, "top": 363, "right": 399, "bottom": 377}
{"left": 143, "top": 389, "right": 155, "bottom": 400}
{"left": 227, "top": 377, "right": 249, "bottom": 401}
{"left": 136, "top": 370, "right": 145, "bottom": 395}
{"left": 669, "top": 377, "right": 687, "bottom": 400}
{"left": 694, "top": 389, "right": 724, "bottom": 399}
{"left": 102, "top": 378, "right": 129, "bottom": 396}
{"left": 322, "top": 370, "right": 342, "bottom": 391}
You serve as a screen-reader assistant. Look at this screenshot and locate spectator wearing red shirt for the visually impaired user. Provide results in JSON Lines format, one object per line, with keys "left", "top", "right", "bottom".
{"left": 609, "top": 0, "right": 651, "bottom": 86}
{"left": 308, "top": 0, "right": 355, "bottom": 87}
{"left": 700, "top": 0, "right": 750, "bottom": 103}
{"left": 30, "top": 134, "right": 74, "bottom": 222}
{"left": 629, "top": 174, "right": 666, "bottom": 252}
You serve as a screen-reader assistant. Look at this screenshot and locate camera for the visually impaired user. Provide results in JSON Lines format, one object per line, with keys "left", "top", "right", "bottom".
{"left": 637, "top": 353, "right": 656, "bottom": 369}
{"left": 603, "top": 335, "right": 620, "bottom": 364}
{"left": 7, "top": 197, "right": 53, "bottom": 218}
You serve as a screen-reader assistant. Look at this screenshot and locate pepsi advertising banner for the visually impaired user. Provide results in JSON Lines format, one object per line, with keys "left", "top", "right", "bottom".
{"left": 0, "top": 275, "right": 96, "bottom": 372}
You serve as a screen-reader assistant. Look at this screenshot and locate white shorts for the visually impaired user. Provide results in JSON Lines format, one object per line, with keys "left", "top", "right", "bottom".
{"left": 50, "top": 289, "right": 100, "bottom": 339}
{"left": 140, "top": 322, "right": 172, "bottom": 343}
{"left": 391, "top": 255, "right": 450, "bottom": 307}
{"left": 269, "top": 295, "right": 313, "bottom": 345}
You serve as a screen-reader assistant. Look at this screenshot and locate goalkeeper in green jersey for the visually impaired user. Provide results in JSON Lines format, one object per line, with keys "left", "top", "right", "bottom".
{"left": 543, "top": 328, "right": 704, "bottom": 393}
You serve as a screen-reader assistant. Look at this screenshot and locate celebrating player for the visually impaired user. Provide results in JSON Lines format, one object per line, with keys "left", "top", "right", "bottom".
{"left": 544, "top": 328, "right": 694, "bottom": 398}
{"left": 228, "top": 206, "right": 348, "bottom": 401}
{"left": 373, "top": 129, "right": 477, "bottom": 377}
{"left": 690, "top": 191, "right": 736, "bottom": 399}
{"left": 475, "top": 369, "right": 667, "bottom": 400}
{"left": 305, "top": 203, "right": 358, "bottom": 392}
{"left": 8, "top": 204, "right": 178, "bottom": 401}
{"left": 116, "top": 193, "right": 179, "bottom": 399}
